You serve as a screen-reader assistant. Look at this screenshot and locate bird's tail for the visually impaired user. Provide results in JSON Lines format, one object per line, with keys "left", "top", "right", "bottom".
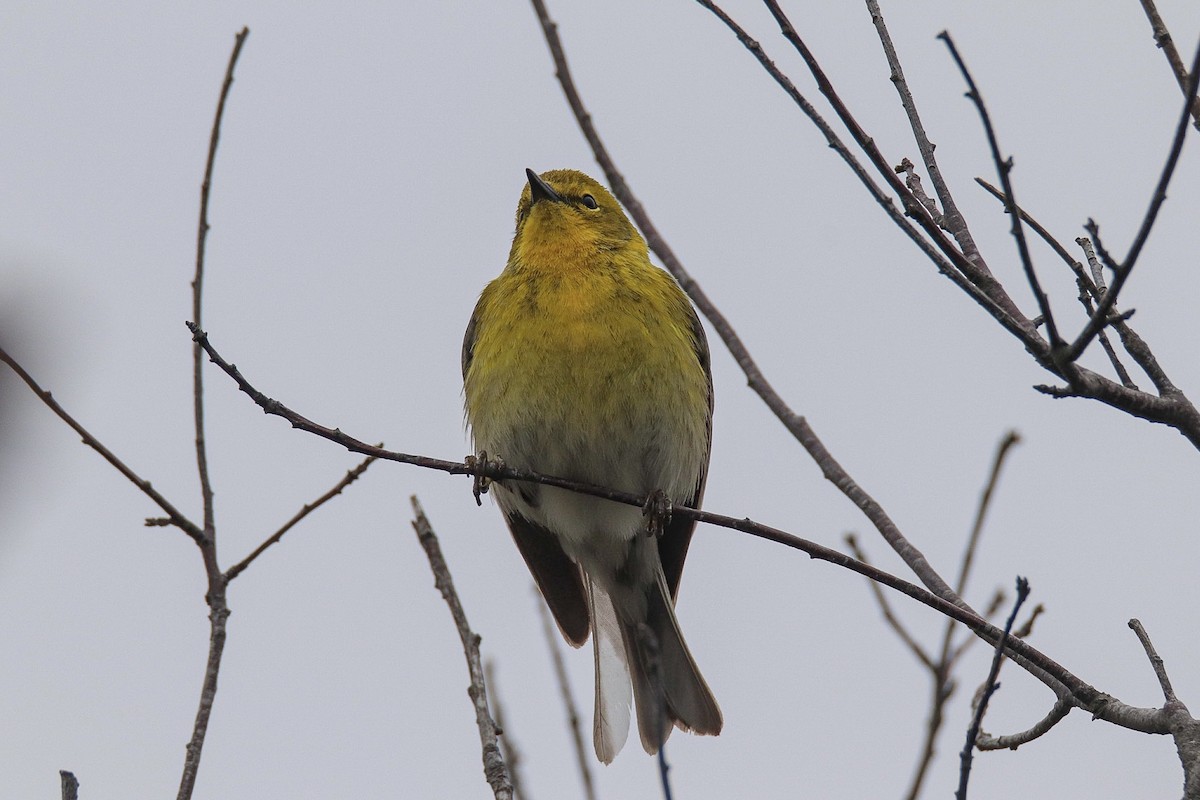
{"left": 622, "top": 569, "right": 722, "bottom": 755}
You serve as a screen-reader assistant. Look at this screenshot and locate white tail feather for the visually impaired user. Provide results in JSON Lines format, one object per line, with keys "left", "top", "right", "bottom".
{"left": 587, "top": 577, "right": 632, "bottom": 763}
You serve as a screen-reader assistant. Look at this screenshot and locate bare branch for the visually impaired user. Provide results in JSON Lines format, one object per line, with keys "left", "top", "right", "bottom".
{"left": 956, "top": 577, "right": 1031, "bottom": 799}
{"left": 1138, "top": 0, "right": 1200, "bottom": 129}
{"left": 411, "top": 496, "right": 513, "bottom": 800}
{"left": 1130, "top": 618, "right": 1178, "bottom": 704}
{"left": 947, "top": 590, "right": 1011, "bottom": 666}
{"left": 975, "top": 180, "right": 1136, "bottom": 386}
{"left": 939, "top": 31, "right": 1062, "bottom": 350}
{"left": 192, "top": 26, "right": 248, "bottom": 543}
{"left": 224, "top": 454, "right": 377, "bottom": 582}
{"left": 868, "top": 0, "right": 985, "bottom": 267}
{"left": 1066, "top": 38, "right": 1200, "bottom": 363}
{"left": 535, "top": 591, "right": 597, "bottom": 800}
{"left": 976, "top": 697, "right": 1072, "bottom": 751}
{"left": 0, "top": 346, "right": 204, "bottom": 543}
{"left": 177, "top": 28, "right": 248, "bottom": 800}
{"left": 953, "top": 430, "right": 1020, "bottom": 600}
{"left": 1129, "top": 619, "right": 1200, "bottom": 796}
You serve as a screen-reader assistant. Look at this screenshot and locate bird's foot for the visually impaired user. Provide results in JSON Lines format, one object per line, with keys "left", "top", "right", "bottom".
{"left": 465, "top": 450, "right": 504, "bottom": 506}
{"left": 642, "top": 489, "right": 673, "bottom": 538}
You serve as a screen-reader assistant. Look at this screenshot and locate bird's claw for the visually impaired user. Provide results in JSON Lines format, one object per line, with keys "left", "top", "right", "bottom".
{"left": 466, "top": 451, "right": 504, "bottom": 506}
{"left": 642, "top": 489, "right": 672, "bottom": 538}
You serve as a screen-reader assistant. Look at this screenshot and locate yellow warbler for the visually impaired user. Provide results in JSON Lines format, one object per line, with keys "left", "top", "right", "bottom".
{"left": 462, "top": 168, "right": 721, "bottom": 762}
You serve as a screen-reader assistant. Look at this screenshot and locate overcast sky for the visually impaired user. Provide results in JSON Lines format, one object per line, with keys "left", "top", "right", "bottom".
{"left": 3, "top": 2, "right": 1200, "bottom": 798}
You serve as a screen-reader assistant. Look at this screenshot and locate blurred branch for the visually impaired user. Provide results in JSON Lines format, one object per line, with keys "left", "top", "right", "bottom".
{"left": 59, "top": 771, "right": 79, "bottom": 800}
{"left": 850, "top": 431, "right": 1018, "bottom": 800}
{"left": 1138, "top": 0, "right": 1200, "bottom": 129}
{"left": 224, "top": 454, "right": 377, "bottom": 582}
{"left": 410, "top": 497, "right": 513, "bottom": 800}
{"left": 956, "top": 577, "right": 1030, "bottom": 800}
{"left": 535, "top": 591, "right": 597, "bottom": 800}
{"left": 953, "top": 431, "right": 1020, "bottom": 600}
{"left": 844, "top": 534, "right": 934, "bottom": 671}
{"left": 484, "top": 662, "right": 527, "bottom": 800}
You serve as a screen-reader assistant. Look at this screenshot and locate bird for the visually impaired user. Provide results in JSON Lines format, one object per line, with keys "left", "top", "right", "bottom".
{"left": 462, "top": 168, "right": 722, "bottom": 763}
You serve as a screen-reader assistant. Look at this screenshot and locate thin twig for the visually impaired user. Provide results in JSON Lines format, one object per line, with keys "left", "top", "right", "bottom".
{"left": 1129, "top": 618, "right": 1178, "bottom": 703}
{"left": 1138, "top": 0, "right": 1200, "bottom": 129}
{"left": 191, "top": 23, "right": 246, "bottom": 548}
{"left": 484, "top": 661, "right": 527, "bottom": 800}
{"left": 0, "top": 348, "right": 204, "bottom": 542}
{"left": 905, "top": 430, "right": 1018, "bottom": 800}
{"left": 535, "top": 591, "right": 597, "bottom": 800}
{"left": 956, "top": 577, "right": 1030, "bottom": 799}
{"left": 1067, "top": 38, "right": 1200, "bottom": 363}
{"left": 224, "top": 454, "right": 377, "bottom": 582}
{"left": 975, "top": 180, "right": 1136, "bottom": 387}
{"left": 867, "top": 0, "right": 984, "bottom": 269}
{"left": 756, "top": 0, "right": 1037, "bottom": 332}
{"left": 1128, "top": 619, "right": 1200, "bottom": 796}
{"left": 976, "top": 697, "right": 1071, "bottom": 750}
{"left": 671, "top": 3, "right": 1200, "bottom": 447}
{"left": 411, "top": 497, "right": 513, "bottom": 800}
{"left": 939, "top": 31, "right": 1061, "bottom": 351}
{"left": 953, "top": 431, "right": 1020, "bottom": 600}
{"left": 1078, "top": 237, "right": 1178, "bottom": 396}
{"left": 176, "top": 27, "right": 248, "bottom": 800}
{"left": 950, "top": 596, "right": 1034, "bottom": 666}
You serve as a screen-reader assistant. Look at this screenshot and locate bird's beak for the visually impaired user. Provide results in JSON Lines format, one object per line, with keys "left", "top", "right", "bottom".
{"left": 526, "top": 168, "right": 563, "bottom": 205}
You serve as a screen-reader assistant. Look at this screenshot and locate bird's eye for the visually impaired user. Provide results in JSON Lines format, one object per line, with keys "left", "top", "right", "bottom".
{"left": 581, "top": 194, "right": 598, "bottom": 210}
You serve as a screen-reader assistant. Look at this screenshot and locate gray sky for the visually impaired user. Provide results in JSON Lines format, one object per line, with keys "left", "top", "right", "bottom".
{"left": 3, "top": 1, "right": 1199, "bottom": 798}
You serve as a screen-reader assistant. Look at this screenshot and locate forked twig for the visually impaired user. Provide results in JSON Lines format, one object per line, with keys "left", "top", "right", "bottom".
{"left": 1138, "top": 0, "right": 1200, "bottom": 129}
{"left": 177, "top": 28, "right": 248, "bottom": 800}
{"left": 1067, "top": 38, "right": 1200, "bottom": 363}
{"left": 975, "top": 180, "right": 1135, "bottom": 387}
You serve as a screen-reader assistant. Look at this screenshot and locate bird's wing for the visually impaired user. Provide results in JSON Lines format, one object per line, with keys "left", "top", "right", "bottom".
{"left": 658, "top": 305, "right": 713, "bottom": 600}
{"left": 505, "top": 512, "right": 591, "bottom": 647}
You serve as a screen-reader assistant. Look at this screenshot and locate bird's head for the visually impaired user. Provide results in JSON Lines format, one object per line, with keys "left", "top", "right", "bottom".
{"left": 511, "top": 169, "right": 645, "bottom": 270}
